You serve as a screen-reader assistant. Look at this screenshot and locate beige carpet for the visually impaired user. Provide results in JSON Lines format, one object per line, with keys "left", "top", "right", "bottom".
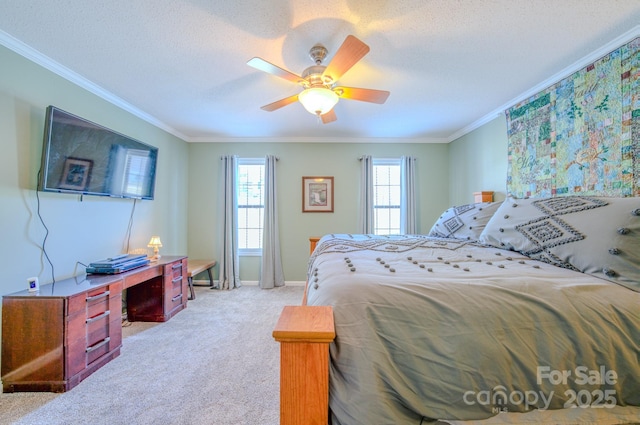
{"left": 0, "top": 284, "right": 304, "bottom": 425}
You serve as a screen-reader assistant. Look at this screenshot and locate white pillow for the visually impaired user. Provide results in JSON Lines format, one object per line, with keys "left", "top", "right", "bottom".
{"left": 479, "top": 196, "right": 640, "bottom": 292}
{"left": 428, "top": 202, "right": 502, "bottom": 241}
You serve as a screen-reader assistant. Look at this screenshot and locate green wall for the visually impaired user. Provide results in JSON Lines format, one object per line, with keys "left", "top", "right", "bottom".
{"left": 448, "top": 116, "right": 509, "bottom": 205}
{"left": 0, "top": 45, "right": 189, "bottom": 297}
{"left": 187, "top": 141, "right": 451, "bottom": 282}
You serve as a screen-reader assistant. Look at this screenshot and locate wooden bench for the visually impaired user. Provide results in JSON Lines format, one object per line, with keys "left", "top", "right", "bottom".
{"left": 187, "top": 259, "right": 217, "bottom": 300}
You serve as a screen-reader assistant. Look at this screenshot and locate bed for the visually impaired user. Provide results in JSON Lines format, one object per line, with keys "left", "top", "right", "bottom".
{"left": 274, "top": 196, "right": 640, "bottom": 425}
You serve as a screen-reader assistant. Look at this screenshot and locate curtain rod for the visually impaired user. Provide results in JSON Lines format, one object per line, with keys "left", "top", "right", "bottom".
{"left": 220, "top": 156, "right": 279, "bottom": 160}
{"left": 358, "top": 156, "right": 416, "bottom": 160}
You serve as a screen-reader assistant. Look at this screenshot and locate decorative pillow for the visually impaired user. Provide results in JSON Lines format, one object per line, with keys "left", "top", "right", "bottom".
{"left": 479, "top": 196, "right": 640, "bottom": 292}
{"left": 428, "top": 202, "right": 502, "bottom": 241}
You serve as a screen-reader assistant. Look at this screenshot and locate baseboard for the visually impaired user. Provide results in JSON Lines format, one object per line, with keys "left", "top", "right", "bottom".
{"left": 192, "top": 279, "right": 306, "bottom": 287}
{"left": 284, "top": 281, "right": 306, "bottom": 286}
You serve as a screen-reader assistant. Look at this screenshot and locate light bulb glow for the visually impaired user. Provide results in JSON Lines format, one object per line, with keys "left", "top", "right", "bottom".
{"left": 298, "top": 87, "right": 339, "bottom": 115}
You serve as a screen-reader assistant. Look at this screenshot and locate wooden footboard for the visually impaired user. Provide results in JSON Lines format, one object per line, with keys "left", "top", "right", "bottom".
{"left": 272, "top": 305, "right": 335, "bottom": 425}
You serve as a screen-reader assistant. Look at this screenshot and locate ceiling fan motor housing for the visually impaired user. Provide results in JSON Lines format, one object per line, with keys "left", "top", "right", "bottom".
{"left": 301, "top": 65, "right": 331, "bottom": 88}
{"left": 309, "top": 44, "right": 328, "bottom": 64}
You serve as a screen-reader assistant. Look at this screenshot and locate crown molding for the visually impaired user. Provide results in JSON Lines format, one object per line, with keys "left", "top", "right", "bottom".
{"left": 0, "top": 29, "right": 189, "bottom": 142}
{"left": 3, "top": 23, "right": 638, "bottom": 145}
{"left": 448, "top": 24, "right": 640, "bottom": 143}
{"left": 188, "top": 136, "right": 449, "bottom": 144}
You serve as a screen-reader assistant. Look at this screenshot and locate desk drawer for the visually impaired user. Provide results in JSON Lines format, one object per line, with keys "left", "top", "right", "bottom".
{"left": 169, "top": 270, "right": 184, "bottom": 310}
{"left": 166, "top": 259, "right": 186, "bottom": 281}
{"left": 66, "top": 283, "right": 122, "bottom": 377}
{"left": 68, "top": 324, "right": 121, "bottom": 374}
{"left": 167, "top": 259, "right": 187, "bottom": 314}
{"left": 86, "top": 309, "right": 111, "bottom": 347}
{"left": 172, "top": 274, "right": 184, "bottom": 296}
{"left": 86, "top": 291, "right": 109, "bottom": 320}
{"left": 68, "top": 286, "right": 108, "bottom": 316}
{"left": 67, "top": 289, "right": 116, "bottom": 343}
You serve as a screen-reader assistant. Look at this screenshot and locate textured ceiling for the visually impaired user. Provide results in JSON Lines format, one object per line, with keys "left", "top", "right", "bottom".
{"left": 1, "top": 1, "right": 639, "bottom": 142}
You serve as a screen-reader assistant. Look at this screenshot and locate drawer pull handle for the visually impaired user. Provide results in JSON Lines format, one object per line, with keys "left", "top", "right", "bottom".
{"left": 172, "top": 276, "right": 183, "bottom": 284}
{"left": 86, "top": 310, "right": 110, "bottom": 324}
{"left": 172, "top": 263, "right": 182, "bottom": 270}
{"left": 86, "top": 291, "right": 110, "bottom": 302}
{"left": 86, "top": 337, "right": 111, "bottom": 353}
{"left": 171, "top": 294, "right": 182, "bottom": 302}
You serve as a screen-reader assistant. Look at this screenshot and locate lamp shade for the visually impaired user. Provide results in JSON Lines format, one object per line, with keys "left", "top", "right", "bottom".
{"left": 147, "top": 236, "right": 163, "bottom": 248}
{"left": 298, "top": 87, "right": 339, "bottom": 115}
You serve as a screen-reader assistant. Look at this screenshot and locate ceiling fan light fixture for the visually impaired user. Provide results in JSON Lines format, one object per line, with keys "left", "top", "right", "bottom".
{"left": 298, "top": 87, "right": 339, "bottom": 116}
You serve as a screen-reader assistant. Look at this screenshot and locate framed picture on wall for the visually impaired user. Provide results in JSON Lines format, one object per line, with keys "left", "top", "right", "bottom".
{"left": 58, "top": 157, "right": 93, "bottom": 191}
{"left": 302, "top": 176, "right": 334, "bottom": 212}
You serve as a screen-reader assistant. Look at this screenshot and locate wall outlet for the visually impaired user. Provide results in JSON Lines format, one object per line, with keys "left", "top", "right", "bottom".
{"left": 27, "top": 276, "right": 39, "bottom": 292}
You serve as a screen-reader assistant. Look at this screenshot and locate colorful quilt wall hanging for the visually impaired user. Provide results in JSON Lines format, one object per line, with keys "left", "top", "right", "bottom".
{"left": 506, "top": 37, "right": 639, "bottom": 198}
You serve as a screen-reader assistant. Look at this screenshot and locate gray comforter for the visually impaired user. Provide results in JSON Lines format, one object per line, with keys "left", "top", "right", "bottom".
{"left": 305, "top": 235, "right": 640, "bottom": 425}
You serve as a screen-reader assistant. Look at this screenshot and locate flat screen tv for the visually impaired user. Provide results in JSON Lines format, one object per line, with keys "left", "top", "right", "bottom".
{"left": 38, "top": 106, "right": 158, "bottom": 200}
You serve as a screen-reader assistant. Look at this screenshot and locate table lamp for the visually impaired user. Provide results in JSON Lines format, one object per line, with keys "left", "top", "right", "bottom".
{"left": 147, "top": 236, "right": 163, "bottom": 261}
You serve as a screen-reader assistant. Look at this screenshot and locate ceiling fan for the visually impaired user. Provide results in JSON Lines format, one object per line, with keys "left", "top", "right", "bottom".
{"left": 247, "top": 35, "right": 390, "bottom": 124}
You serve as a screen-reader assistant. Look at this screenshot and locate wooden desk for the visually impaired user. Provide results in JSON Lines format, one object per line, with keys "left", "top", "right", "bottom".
{"left": 1, "top": 256, "right": 187, "bottom": 393}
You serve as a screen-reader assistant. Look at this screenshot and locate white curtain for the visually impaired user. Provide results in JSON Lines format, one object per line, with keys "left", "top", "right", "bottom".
{"left": 218, "top": 155, "right": 241, "bottom": 290}
{"left": 358, "top": 155, "right": 374, "bottom": 234}
{"left": 400, "top": 155, "right": 417, "bottom": 234}
{"left": 259, "top": 155, "right": 285, "bottom": 289}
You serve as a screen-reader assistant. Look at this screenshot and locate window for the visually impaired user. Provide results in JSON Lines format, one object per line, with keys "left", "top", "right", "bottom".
{"left": 373, "top": 159, "right": 401, "bottom": 235}
{"left": 237, "top": 158, "right": 265, "bottom": 255}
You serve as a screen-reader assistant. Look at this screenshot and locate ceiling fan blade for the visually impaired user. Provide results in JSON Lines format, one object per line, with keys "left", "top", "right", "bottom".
{"left": 260, "top": 94, "right": 299, "bottom": 112}
{"left": 322, "top": 35, "right": 370, "bottom": 84}
{"left": 247, "top": 57, "right": 304, "bottom": 85}
{"left": 321, "top": 109, "right": 337, "bottom": 124}
{"left": 335, "top": 87, "right": 390, "bottom": 104}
